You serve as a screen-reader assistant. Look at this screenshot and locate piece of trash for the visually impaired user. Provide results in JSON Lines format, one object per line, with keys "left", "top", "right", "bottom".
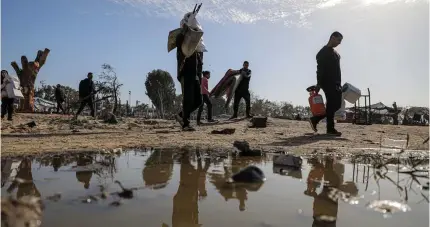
{"left": 273, "top": 154, "right": 302, "bottom": 168}
{"left": 46, "top": 193, "right": 61, "bottom": 202}
{"left": 26, "top": 121, "right": 37, "bottom": 128}
{"left": 422, "top": 182, "right": 429, "bottom": 190}
{"left": 211, "top": 128, "right": 235, "bottom": 134}
{"left": 114, "top": 181, "right": 134, "bottom": 199}
{"left": 82, "top": 198, "right": 92, "bottom": 204}
{"left": 249, "top": 116, "right": 267, "bottom": 128}
{"left": 110, "top": 201, "right": 121, "bottom": 206}
{"left": 366, "top": 200, "right": 411, "bottom": 214}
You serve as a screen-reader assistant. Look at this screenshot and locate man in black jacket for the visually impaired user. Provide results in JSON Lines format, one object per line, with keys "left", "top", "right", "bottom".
{"left": 309, "top": 31, "right": 343, "bottom": 136}
{"left": 75, "top": 72, "right": 96, "bottom": 118}
{"left": 175, "top": 26, "right": 203, "bottom": 131}
{"left": 55, "top": 84, "right": 65, "bottom": 114}
{"left": 230, "top": 61, "right": 253, "bottom": 119}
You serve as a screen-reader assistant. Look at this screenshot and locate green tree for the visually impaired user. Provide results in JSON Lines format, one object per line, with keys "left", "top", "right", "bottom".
{"left": 145, "top": 69, "right": 176, "bottom": 118}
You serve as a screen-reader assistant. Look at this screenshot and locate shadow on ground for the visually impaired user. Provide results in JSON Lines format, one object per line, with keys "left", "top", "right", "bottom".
{"left": 263, "top": 133, "right": 349, "bottom": 147}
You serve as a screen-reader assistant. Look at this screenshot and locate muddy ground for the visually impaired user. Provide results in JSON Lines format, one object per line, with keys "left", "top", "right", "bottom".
{"left": 1, "top": 113, "right": 428, "bottom": 157}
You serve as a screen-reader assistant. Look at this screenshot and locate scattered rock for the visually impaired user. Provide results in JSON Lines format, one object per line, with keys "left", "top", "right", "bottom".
{"left": 211, "top": 128, "right": 235, "bottom": 135}
{"left": 249, "top": 116, "right": 267, "bottom": 128}
{"left": 231, "top": 165, "right": 266, "bottom": 183}
{"left": 273, "top": 154, "right": 302, "bottom": 168}
{"left": 233, "top": 140, "right": 262, "bottom": 156}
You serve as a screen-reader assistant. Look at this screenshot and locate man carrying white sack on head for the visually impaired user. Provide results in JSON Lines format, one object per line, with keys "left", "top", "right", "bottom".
{"left": 175, "top": 5, "right": 207, "bottom": 131}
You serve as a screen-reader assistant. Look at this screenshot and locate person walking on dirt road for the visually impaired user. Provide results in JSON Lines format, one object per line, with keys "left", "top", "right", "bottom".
{"left": 197, "top": 71, "right": 217, "bottom": 125}
{"left": 55, "top": 84, "right": 65, "bottom": 114}
{"left": 309, "top": 31, "right": 343, "bottom": 136}
{"left": 230, "top": 61, "right": 253, "bottom": 120}
{"left": 75, "top": 72, "right": 96, "bottom": 119}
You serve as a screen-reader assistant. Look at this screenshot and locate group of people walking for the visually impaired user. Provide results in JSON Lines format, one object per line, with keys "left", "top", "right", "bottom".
{"left": 174, "top": 6, "right": 344, "bottom": 135}
{"left": 2, "top": 8, "right": 344, "bottom": 136}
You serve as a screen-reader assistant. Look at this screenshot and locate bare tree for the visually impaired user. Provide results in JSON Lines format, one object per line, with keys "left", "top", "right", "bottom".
{"left": 97, "top": 64, "right": 123, "bottom": 114}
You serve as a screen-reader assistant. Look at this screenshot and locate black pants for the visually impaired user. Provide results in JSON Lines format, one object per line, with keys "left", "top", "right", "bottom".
{"left": 311, "top": 84, "right": 342, "bottom": 131}
{"left": 179, "top": 77, "right": 202, "bottom": 127}
{"left": 1, "top": 97, "right": 14, "bottom": 120}
{"left": 232, "top": 90, "right": 251, "bottom": 117}
{"left": 56, "top": 100, "right": 65, "bottom": 114}
{"left": 76, "top": 98, "right": 95, "bottom": 117}
{"left": 197, "top": 94, "right": 213, "bottom": 122}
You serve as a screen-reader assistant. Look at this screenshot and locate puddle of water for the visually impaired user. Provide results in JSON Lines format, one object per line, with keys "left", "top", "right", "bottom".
{"left": 1, "top": 150, "right": 429, "bottom": 227}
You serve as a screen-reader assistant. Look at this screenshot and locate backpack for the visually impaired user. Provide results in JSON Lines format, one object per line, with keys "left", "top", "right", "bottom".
{"left": 78, "top": 79, "right": 86, "bottom": 97}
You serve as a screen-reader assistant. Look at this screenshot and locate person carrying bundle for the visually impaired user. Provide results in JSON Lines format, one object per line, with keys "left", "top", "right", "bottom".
{"left": 174, "top": 4, "right": 207, "bottom": 131}
{"left": 309, "top": 31, "right": 343, "bottom": 136}
{"left": 230, "top": 61, "right": 253, "bottom": 120}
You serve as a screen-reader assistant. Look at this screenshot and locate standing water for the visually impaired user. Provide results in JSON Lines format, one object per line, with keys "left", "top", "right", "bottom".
{"left": 1, "top": 149, "right": 429, "bottom": 227}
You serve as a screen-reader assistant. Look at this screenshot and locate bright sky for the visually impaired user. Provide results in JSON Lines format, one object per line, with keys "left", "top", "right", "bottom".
{"left": 1, "top": 0, "right": 429, "bottom": 108}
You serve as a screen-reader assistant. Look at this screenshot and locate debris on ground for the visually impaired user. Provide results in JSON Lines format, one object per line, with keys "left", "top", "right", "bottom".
{"left": 273, "top": 154, "right": 303, "bottom": 168}
{"left": 211, "top": 128, "right": 235, "bottom": 135}
{"left": 249, "top": 116, "right": 268, "bottom": 128}
{"left": 233, "top": 140, "right": 262, "bottom": 156}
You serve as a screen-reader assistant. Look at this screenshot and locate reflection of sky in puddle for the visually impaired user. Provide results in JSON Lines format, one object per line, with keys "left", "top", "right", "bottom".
{"left": 1, "top": 150, "right": 428, "bottom": 227}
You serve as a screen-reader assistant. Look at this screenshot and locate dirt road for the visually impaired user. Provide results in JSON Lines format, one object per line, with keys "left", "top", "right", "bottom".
{"left": 1, "top": 114, "right": 428, "bottom": 156}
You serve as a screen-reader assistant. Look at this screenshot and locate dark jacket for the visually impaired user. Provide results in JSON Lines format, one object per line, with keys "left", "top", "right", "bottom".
{"left": 55, "top": 87, "right": 65, "bottom": 102}
{"left": 79, "top": 78, "right": 95, "bottom": 99}
{"left": 316, "top": 46, "right": 341, "bottom": 87}
{"left": 176, "top": 31, "right": 198, "bottom": 82}
{"left": 236, "top": 68, "right": 252, "bottom": 93}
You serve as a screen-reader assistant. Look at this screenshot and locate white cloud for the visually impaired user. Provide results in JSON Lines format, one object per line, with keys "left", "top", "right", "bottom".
{"left": 109, "top": 0, "right": 427, "bottom": 26}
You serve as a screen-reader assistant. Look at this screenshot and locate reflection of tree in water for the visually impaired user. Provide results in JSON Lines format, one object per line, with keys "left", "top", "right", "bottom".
{"left": 305, "top": 157, "right": 358, "bottom": 227}
{"left": 166, "top": 150, "right": 211, "bottom": 227}
{"left": 143, "top": 150, "right": 174, "bottom": 189}
{"left": 75, "top": 155, "right": 94, "bottom": 189}
{"left": 6, "top": 158, "right": 41, "bottom": 198}
{"left": 209, "top": 156, "right": 264, "bottom": 212}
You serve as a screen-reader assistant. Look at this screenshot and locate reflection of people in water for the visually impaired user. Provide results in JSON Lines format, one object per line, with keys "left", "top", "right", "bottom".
{"left": 75, "top": 155, "right": 93, "bottom": 189}
{"left": 305, "top": 157, "right": 358, "bottom": 227}
{"left": 51, "top": 155, "right": 65, "bottom": 172}
{"left": 197, "top": 151, "right": 211, "bottom": 199}
{"left": 172, "top": 151, "right": 211, "bottom": 227}
{"left": 143, "top": 150, "right": 174, "bottom": 188}
{"left": 6, "top": 158, "right": 41, "bottom": 198}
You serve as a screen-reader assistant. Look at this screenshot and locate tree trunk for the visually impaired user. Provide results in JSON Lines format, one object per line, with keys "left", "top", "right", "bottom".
{"left": 11, "top": 48, "right": 50, "bottom": 112}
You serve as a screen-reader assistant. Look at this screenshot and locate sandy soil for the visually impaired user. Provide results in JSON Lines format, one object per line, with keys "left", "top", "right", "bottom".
{"left": 1, "top": 113, "right": 428, "bottom": 157}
